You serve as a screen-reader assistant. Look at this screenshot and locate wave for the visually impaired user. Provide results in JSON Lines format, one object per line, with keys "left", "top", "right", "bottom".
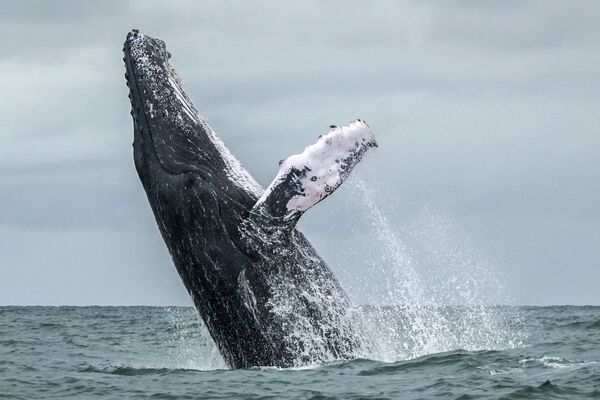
{"left": 79, "top": 364, "right": 206, "bottom": 376}
{"left": 561, "top": 319, "right": 600, "bottom": 329}
{"left": 504, "top": 380, "right": 578, "bottom": 399}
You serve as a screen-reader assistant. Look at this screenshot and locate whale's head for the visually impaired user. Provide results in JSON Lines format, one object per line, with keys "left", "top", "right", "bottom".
{"left": 123, "top": 30, "right": 262, "bottom": 302}
{"left": 123, "top": 30, "right": 262, "bottom": 199}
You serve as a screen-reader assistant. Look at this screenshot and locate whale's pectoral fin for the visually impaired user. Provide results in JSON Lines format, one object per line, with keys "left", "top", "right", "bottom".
{"left": 245, "top": 120, "right": 377, "bottom": 232}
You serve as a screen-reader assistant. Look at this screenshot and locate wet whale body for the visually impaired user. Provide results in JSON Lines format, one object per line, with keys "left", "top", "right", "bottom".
{"left": 123, "top": 30, "right": 377, "bottom": 368}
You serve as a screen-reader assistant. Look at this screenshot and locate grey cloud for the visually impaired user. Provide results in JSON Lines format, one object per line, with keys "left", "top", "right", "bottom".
{"left": 1, "top": 1, "right": 599, "bottom": 306}
{"left": 428, "top": 0, "right": 600, "bottom": 52}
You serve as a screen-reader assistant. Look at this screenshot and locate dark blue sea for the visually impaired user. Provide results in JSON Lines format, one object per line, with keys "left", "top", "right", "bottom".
{"left": 1, "top": 306, "right": 599, "bottom": 399}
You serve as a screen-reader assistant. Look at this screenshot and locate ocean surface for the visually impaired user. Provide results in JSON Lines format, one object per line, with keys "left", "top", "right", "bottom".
{"left": 1, "top": 306, "right": 599, "bottom": 399}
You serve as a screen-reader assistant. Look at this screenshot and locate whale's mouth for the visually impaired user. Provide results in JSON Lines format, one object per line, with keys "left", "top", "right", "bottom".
{"left": 123, "top": 30, "right": 263, "bottom": 197}
{"left": 123, "top": 30, "right": 220, "bottom": 177}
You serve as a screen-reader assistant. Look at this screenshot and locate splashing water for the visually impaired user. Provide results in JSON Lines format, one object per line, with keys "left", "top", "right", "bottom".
{"left": 163, "top": 307, "right": 226, "bottom": 370}
{"left": 159, "top": 179, "right": 524, "bottom": 368}
{"left": 351, "top": 178, "right": 524, "bottom": 361}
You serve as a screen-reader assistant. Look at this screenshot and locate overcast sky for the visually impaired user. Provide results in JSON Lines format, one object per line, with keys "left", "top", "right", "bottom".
{"left": 1, "top": 1, "right": 598, "bottom": 306}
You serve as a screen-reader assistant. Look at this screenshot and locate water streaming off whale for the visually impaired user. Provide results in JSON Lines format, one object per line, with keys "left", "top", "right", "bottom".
{"left": 157, "top": 177, "right": 524, "bottom": 369}
{"left": 350, "top": 178, "right": 524, "bottom": 361}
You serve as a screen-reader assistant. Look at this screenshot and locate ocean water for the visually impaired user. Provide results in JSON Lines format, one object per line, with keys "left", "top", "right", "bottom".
{"left": 3, "top": 180, "right": 597, "bottom": 399}
{"left": 2, "top": 305, "right": 599, "bottom": 399}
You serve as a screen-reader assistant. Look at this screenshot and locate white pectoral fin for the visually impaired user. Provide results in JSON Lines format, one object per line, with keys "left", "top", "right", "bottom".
{"left": 248, "top": 120, "right": 377, "bottom": 230}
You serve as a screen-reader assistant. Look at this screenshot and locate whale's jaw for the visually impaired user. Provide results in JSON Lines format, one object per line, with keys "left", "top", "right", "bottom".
{"left": 123, "top": 30, "right": 262, "bottom": 196}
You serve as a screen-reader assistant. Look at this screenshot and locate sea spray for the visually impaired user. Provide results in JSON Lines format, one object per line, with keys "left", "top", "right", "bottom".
{"left": 161, "top": 178, "right": 524, "bottom": 368}
{"left": 163, "top": 307, "right": 226, "bottom": 370}
{"left": 351, "top": 179, "right": 524, "bottom": 361}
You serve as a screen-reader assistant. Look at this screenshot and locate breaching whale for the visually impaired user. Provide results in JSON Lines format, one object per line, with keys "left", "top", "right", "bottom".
{"left": 123, "top": 30, "right": 377, "bottom": 368}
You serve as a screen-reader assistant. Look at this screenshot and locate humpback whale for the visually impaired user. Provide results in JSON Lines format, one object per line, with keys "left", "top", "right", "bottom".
{"left": 123, "top": 30, "right": 377, "bottom": 368}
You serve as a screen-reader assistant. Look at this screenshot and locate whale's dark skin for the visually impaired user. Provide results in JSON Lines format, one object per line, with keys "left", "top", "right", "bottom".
{"left": 123, "top": 30, "right": 375, "bottom": 368}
